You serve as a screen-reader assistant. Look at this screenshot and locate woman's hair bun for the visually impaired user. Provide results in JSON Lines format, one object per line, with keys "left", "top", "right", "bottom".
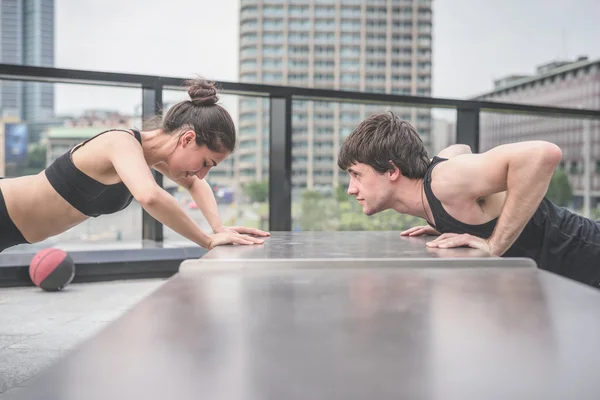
{"left": 186, "top": 77, "right": 219, "bottom": 107}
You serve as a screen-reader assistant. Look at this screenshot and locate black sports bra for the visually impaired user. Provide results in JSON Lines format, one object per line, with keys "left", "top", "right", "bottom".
{"left": 44, "top": 129, "right": 142, "bottom": 217}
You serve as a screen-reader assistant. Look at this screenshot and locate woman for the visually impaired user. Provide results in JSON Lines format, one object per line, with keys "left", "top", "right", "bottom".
{"left": 0, "top": 78, "right": 269, "bottom": 253}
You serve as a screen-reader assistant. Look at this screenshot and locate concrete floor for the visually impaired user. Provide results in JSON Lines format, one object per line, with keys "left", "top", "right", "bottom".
{"left": 0, "top": 278, "right": 167, "bottom": 397}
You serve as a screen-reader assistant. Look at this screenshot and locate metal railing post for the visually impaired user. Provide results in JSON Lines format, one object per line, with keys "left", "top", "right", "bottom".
{"left": 269, "top": 95, "right": 293, "bottom": 231}
{"left": 141, "top": 81, "right": 164, "bottom": 243}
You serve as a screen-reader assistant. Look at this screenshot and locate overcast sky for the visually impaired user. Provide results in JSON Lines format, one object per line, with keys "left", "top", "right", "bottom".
{"left": 54, "top": 0, "right": 600, "bottom": 119}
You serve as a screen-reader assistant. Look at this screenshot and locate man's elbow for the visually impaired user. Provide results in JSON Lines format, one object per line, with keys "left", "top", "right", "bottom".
{"left": 539, "top": 141, "right": 562, "bottom": 168}
{"left": 529, "top": 141, "right": 562, "bottom": 173}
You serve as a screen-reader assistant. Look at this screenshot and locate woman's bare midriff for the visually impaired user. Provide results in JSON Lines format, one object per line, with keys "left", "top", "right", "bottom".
{"left": 0, "top": 172, "right": 89, "bottom": 243}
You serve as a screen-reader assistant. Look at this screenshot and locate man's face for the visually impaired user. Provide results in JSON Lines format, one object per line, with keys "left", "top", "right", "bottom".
{"left": 346, "top": 163, "right": 393, "bottom": 215}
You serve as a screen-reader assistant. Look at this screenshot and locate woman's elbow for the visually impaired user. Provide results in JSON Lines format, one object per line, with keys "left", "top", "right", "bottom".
{"left": 135, "top": 187, "right": 161, "bottom": 208}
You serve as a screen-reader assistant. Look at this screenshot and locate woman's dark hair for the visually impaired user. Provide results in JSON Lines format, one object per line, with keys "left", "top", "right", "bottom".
{"left": 147, "top": 77, "right": 236, "bottom": 153}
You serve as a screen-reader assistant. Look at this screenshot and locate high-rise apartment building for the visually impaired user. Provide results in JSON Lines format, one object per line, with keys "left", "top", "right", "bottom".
{"left": 474, "top": 56, "right": 600, "bottom": 205}
{"left": 0, "top": 0, "right": 54, "bottom": 139}
{"left": 0, "top": 0, "right": 24, "bottom": 119}
{"left": 23, "top": 0, "right": 55, "bottom": 126}
{"left": 235, "top": 0, "right": 433, "bottom": 192}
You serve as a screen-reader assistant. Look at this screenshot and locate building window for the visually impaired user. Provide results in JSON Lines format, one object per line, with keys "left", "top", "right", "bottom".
{"left": 570, "top": 161, "right": 579, "bottom": 174}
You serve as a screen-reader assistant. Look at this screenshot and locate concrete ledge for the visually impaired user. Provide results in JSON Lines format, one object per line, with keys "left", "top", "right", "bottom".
{"left": 0, "top": 247, "right": 206, "bottom": 287}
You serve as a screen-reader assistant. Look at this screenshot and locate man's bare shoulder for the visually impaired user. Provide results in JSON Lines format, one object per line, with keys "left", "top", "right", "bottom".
{"left": 436, "top": 144, "right": 472, "bottom": 159}
{"left": 429, "top": 153, "right": 484, "bottom": 203}
{"left": 431, "top": 141, "right": 561, "bottom": 202}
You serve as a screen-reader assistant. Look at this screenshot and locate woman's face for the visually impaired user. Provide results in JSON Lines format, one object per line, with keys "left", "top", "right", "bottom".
{"left": 168, "top": 130, "right": 229, "bottom": 180}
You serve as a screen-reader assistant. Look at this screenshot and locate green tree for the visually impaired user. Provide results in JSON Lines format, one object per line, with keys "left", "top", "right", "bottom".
{"left": 298, "top": 185, "right": 424, "bottom": 232}
{"left": 335, "top": 185, "right": 348, "bottom": 203}
{"left": 15, "top": 143, "right": 47, "bottom": 176}
{"left": 27, "top": 144, "right": 46, "bottom": 169}
{"left": 244, "top": 180, "right": 269, "bottom": 203}
{"left": 546, "top": 169, "right": 573, "bottom": 207}
{"left": 299, "top": 190, "right": 338, "bottom": 230}
{"left": 337, "top": 201, "right": 370, "bottom": 230}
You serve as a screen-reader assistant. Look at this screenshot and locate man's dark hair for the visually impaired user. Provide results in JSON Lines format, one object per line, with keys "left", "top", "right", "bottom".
{"left": 337, "top": 111, "right": 430, "bottom": 179}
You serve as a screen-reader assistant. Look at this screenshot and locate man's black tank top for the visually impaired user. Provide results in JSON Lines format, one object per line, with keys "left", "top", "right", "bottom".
{"left": 44, "top": 129, "right": 142, "bottom": 218}
{"left": 423, "top": 156, "right": 600, "bottom": 288}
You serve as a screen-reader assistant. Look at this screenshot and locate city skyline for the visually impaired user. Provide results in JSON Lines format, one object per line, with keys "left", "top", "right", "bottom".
{"left": 46, "top": 0, "right": 600, "bottom": 118}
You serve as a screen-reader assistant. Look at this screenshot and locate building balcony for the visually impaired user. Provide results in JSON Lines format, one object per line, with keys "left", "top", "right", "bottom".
{"left": 1, "top": 62, "right": 597, "bottom": 304}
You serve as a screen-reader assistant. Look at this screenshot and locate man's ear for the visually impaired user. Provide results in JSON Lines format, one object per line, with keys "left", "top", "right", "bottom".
{"left": 387, "top": 160, "right": 401, "bottom": 181}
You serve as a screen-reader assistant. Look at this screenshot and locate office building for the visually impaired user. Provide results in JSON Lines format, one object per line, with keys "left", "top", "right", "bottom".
{"left": 474, "top": 56, "right": 600, "bottom": 204}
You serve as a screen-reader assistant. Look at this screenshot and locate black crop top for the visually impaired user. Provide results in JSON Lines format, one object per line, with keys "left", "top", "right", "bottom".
{"left": 44, "top": 129, "right": 142, "bottom": 217}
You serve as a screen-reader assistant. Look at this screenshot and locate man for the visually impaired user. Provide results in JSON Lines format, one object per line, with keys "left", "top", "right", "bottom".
{"left": 337, "top": 111, "right": 600, "bottom": 287}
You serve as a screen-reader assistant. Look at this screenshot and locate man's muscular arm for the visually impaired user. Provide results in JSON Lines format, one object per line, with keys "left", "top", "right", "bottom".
{"left": 426, "top": 141, "right": 562, "bottom": 255}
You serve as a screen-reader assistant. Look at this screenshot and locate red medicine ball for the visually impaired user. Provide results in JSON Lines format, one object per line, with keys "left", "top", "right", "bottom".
{"left": 29, "top": 248, "right": 75, "bottom": 291}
